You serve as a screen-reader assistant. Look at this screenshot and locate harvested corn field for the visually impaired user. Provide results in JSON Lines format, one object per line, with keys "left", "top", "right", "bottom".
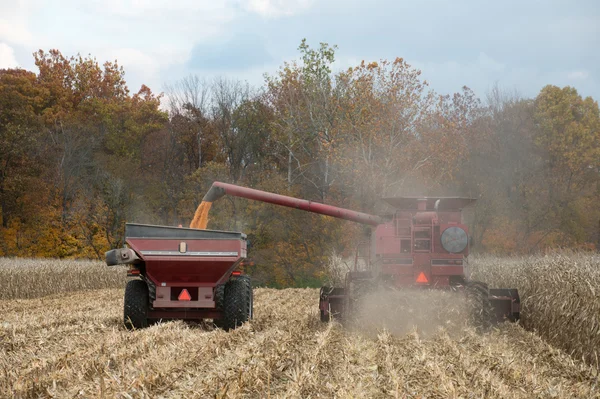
{"left": 0, "top": 258, "right": 124, "bottom": 300}
{"left": 1, "top": 287, "right": 599, "bottom": 398}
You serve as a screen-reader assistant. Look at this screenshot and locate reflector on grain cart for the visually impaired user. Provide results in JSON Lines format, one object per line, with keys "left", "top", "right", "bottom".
{"left": 200, "top": 182, "right": 520, "bottom": 328}
{"left": 105, "top": 223, "right": 253, "bottom": 331}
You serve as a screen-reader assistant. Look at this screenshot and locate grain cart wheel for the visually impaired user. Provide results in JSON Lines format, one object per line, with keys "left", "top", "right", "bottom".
{"left": 466, "top": 281, "right": 492, "bottom": 331}
{"left": 222, "top": 275, "right": 253, "bottom": 330}
{"left": 124, "top": 279, "right": 149, "bottom": 330}
{"left": 213, "top": 284, "right": 225, "bottom": 328}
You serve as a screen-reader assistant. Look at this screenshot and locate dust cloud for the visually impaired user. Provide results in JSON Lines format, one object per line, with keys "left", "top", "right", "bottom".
{"left": 348, "top": 288, "right": 469, "bottom": 338}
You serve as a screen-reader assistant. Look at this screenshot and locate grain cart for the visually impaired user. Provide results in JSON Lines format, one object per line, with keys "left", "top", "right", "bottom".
{"left": 200, "top": 182, "right": 520, "bottom": 326}
{"left": 105, "top": 223, "right": 252, "bottom": 330}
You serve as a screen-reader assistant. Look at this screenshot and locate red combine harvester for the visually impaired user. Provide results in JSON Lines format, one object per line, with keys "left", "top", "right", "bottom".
{"left": 201, "top": 182, "right": 520, "bottom": 326}
{"left": 106, "top": 224, "right": 252, "bottom": 330}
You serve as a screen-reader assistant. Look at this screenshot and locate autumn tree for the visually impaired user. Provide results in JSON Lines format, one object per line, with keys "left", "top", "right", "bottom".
{"left": 0, "top": 69, "right": 48, "bottom": 230}
{"left": 266, "top": 40, "right": 342, "bottom": 200}
{"left": 460, "top": 87, "right": 538, "bottom": 252}
{"left": 165, "top": 75, "right": 218, "bottom": 170}
{"left": 211, "top": 78, "right": 274, "bottom": 183}
{"left": 334, "top": 59, "right": 436, "bottom": 210}
{"left": 0, "top": 50, "right": 167, "bottom": 257}
{"left": 530, "top": 85, "right": 600, "bottom": 249}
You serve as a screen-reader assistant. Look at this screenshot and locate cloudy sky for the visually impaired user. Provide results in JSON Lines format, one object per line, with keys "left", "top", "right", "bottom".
{"left": 1, "top": 0, "right": 598, "bottom": 102}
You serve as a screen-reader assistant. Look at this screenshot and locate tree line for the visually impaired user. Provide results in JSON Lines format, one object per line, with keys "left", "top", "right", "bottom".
{"left": 1, "top": 41, "right": 598, "bottom": 286}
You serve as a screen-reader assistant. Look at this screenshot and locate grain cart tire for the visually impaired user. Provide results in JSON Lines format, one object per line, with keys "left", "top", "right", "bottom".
{"left": 213, "top": 284, "right": 225, "bottom": 328}
{"left": 466, "top": 281, "right": 492, "bottom": 331}
{"left": 124, "top": 279, "right": 150, "bottom": 330}
{"left": 222, "top": 275, "right": 253, "bottom": 330}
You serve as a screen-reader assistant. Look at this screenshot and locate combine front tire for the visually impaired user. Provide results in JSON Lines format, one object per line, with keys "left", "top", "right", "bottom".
{"left": 124, "top": 279, "right": 149, "bottom": 330}
{"left": 222, "top": 275, "right": 253, "bottom": 330}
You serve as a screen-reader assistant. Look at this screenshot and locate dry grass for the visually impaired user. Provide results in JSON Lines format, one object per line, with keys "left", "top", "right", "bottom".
{"left": 471, "top": 252, "right": 600, "bottom": 367}
{"left": 0, "top": 286, "right": 599, "bottom": 398}
{"left": 0, "top": 258, "right": 125, "bottom": 299}
{"left": 0, "top": 256, "right": 599, "bottom": 397}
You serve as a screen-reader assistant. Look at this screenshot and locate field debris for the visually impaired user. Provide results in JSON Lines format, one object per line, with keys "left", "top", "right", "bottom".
{"left": 1, "top": 287, "right": 598, "bottom": 398}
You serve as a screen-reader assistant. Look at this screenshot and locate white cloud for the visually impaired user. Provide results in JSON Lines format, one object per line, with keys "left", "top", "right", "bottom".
{"left": 87, "top": 0, "right": 235, "bottom": 16}
{"left": 0, "top": 0, "right": 35, "bottom": 46}
{"left": 242, "top": 0, "right": 316, "bottom": 18}
{"left": 408, "top": 55, "right": 533, "bottom": 97}
{"left": 0, "top": 19, "right": 34, "bottom": 46}
{"left": 477, "top": 52, "right": 505, "bottom": 72}
{"left": 567, "top": 70, "right": 589, "bottom": 80}
{"left": 80, "top": 0, "right": 237, "bottom": 38}
{"left": 0, "top": 43, "right": 19, "bottom": 68}
{"left": 95, "top": 47, "right": 186, "bottom": 94}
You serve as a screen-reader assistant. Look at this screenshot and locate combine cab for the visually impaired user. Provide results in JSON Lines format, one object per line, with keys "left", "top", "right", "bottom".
{"left": 106, "top": 223, "right": 252, "bottom": 330}
{"left": 199, "top": 182, "right": 520, "bottom": 327}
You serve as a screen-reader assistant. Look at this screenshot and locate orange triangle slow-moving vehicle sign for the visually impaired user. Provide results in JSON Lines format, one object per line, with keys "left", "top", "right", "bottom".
{"left": 178, "top": 289, "right": 192, "bottom": 301}
{"left": 416, "top": 272, "right": 429, "bottom": 283}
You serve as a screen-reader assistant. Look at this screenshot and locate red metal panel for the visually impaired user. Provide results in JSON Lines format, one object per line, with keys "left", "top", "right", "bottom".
{"left": 395, "top": 275, "right": 417, "bottom": 286}
{"left": 129, "top": 238, "right": 243, "bottom": 253}
{"left": 431, "top": 276, "right": 450, "bottom": 287}
{"left": 127, "top": 238, "right": 244, "bottom": 287}
{"left": 153, "top": 286, "right": 215, "bottom": 308}
{"left": 375, "top": 224, "right": 402, "bottom": 257}
{"left": 211, "top": 182, "right": 383, "bottom": 226}
{"left": 412, "top": 253, "right": 432, "bottom": 285}
{"left": 148, "top": 310, "right": 221, "bottom": 320}
{"left": 430, "top": 266, "right": 464, "bottom": 275}
{"left": 381, "top": 264, "right": 413, "bottom": 275}
{"left": 153, "top": 299, "right": 215, "bottom": 308}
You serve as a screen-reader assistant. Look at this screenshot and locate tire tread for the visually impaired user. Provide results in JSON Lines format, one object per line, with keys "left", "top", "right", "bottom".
{"left": 124, "top": 279, "right": 149, "bottom": 330}
{"left": 222, "top": 275, "right": 253, "bottom": 330}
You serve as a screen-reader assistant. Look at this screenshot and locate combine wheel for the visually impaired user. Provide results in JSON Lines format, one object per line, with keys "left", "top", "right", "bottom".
{"left": 222, "top": 275, "right": 253, "bottom": 330}
{"left": 319, "top": 286, "right": 332, "bottom": 322}
{"left": 466, "top": 281, "right": 492, "bottom": 331}
{"left": 124, "top": 279, "right": 149, "bottom": 330}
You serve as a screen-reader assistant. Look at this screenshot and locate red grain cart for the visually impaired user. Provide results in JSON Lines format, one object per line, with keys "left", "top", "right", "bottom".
{"left": 106, "top": 223, "right": 252, "bottom": 330}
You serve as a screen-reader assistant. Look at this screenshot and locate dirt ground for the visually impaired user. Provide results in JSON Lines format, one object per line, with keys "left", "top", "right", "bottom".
{"left": 0, "top": 288, "right": 598, "bottom": 398}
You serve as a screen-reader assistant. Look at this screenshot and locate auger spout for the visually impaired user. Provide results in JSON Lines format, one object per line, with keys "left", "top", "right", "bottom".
{"left": 193, "top": 181, "right": 384, "bottom": 228}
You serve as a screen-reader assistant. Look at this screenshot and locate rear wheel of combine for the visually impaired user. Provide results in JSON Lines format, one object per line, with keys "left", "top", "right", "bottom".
{"left": 319, "top": 286, "right": 332, "bottom": 322}
{"left": 124, "top": 279, "right": 149, "bottom": 330}
{"left": 466, "top": 281, "right": 492, "bottom": 331}
{"left": 222, "top": 275, "right": 253, "bottom": 331}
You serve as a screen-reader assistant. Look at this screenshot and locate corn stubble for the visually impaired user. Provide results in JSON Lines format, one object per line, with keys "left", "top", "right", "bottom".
{"left": 0, "top": 258, "right": 125, "bottom": 299}
{"left": 0, "top": 254, "right": 599, "bottom": 397}
{"left": 470, "top": 252, "right": 600, "bottom": 367}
